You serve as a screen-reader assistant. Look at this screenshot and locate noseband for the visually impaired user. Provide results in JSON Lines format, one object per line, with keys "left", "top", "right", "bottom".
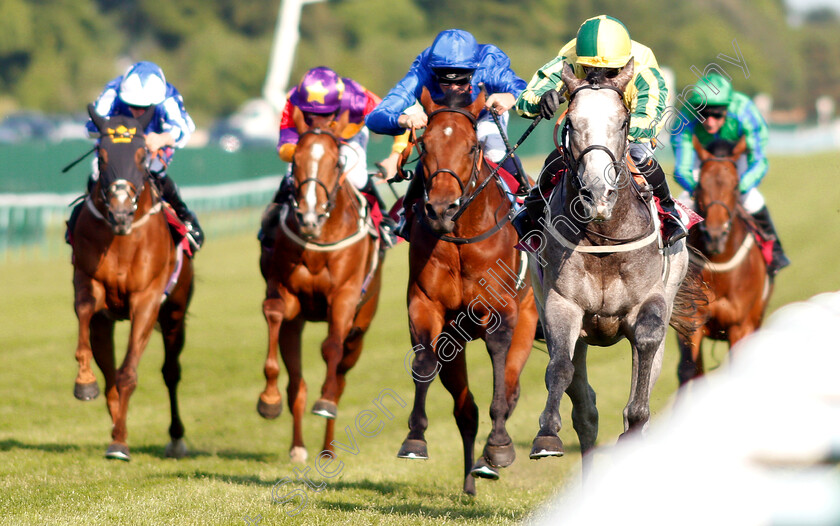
{"left": 290, "top": 128, "right": 344, "bottom": 216}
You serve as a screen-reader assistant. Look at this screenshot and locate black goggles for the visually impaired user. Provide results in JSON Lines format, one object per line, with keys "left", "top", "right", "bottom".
{"left": 699, "top": 107, "right": 727, "bottom": 119}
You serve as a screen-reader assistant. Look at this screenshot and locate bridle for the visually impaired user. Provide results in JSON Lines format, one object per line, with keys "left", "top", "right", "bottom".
{"left": 418, "top": 107, "right": 483, "bottom": 206}
{"left": 695, "top": 157, "right": 741, "bottom": 241}
{"left": 289, "top": 128, "right": 344, "bottom": 219}
{"left": 559, "top": 82, "right": 630, "bottom": 194}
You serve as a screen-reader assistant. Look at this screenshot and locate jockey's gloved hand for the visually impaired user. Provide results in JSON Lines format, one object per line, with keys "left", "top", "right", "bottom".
{"left": 539, "top": 90, "right": 566, "bottom": 120}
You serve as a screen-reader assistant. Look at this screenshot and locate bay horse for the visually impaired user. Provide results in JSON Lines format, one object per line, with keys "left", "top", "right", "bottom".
{"left": 525, "top": 62, "right": 690, "bottom": 473}
{"left": 677, "top": 137, "right": 771, "bottom": 384}
{"left": 398, "top": 88, "right": 538, "bottom": 495}
{"left": 71, "top": 104, "right": 194, "bottom": 461}
{"left": 257, "top": 110, "right": 384, "bottom": 463}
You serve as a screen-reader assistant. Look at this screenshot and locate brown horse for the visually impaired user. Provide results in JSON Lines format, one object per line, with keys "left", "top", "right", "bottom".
{"left": 71, "top": 105, "right": 194, "bottom": 461}
{"left": 398, "top": 89, "right": 538, "bottom": 495}
{"left": 258, "top": 110, "right": 384, "bottom": 462}
{"left": 677, "top": 137, "right": 771, "bottom": 384}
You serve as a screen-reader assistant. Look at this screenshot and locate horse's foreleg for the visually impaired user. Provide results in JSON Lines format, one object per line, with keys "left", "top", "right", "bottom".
{"left": 566, "top": 340, "right": 598, "bottom": 473}
{"left": 531, "top": 292, "right": 582, "bottom": 459}
{"left": 278, "top": 316, "right": 306, "bottom": 462}
{"left": 481, "top": 318, "right": 516, "bottom": 469}
{"left": 504, "top": 290, "right": 538, "bottom": 417}
{"left": 314, "top": 293, "right": 357, "bottom": 419}
{"left": 438, "top": 345, "right": 479, "bottom": 495}
{"left": 259, "top": 296, "right": 287, "bottom": 420}
{"left": 89, "top": 312, "right": 118, "bottom": 421}
{"left": 397, "top": 296, "right": 445, "bottom": 461}
{"left": 622, "top": 295, "right": 668, "bottom": 439}
{"left": 109, "top": 292, "right": 162, "bottom": 460}
{"left": 319, "top": 326, "right": 367, "bottom": 456}
{"left": 73, "top": 275, "right": 104, "bottom": 400}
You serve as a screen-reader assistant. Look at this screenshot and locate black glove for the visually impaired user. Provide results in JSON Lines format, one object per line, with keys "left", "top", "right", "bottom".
{"left": 539, "top": 90, "right": 566, "bottom": 120}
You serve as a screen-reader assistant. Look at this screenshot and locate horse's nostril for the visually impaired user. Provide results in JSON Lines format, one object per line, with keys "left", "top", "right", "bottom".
{"left": 425, "top": 203, "right": 437, "bottom": 220}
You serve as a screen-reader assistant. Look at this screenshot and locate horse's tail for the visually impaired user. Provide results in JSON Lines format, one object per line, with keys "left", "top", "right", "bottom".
{"left": 669, "top": 248, "right": 711, "bottom": 338}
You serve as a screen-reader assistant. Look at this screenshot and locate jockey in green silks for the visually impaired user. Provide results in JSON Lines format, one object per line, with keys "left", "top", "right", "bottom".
{"left": 672, "top": 72, "right": 790, "bottom": 276}
{"left": 514, "top": 14, "right": 688, "bottom": 247}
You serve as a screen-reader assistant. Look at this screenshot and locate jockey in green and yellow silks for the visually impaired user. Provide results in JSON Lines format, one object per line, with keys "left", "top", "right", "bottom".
{"left": 514, "top": 15, "right": 688, "bottom": 246}
{"left": 672, "top": 72, "right": 789, "bottom": 276}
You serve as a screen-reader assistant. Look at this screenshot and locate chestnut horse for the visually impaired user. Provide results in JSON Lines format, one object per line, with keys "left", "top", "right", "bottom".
{"left": 258, "top": 111, "right": 384, "bottom": 462}
{"left": 71, "top": 104, "right": 194, "bottom": 461}
{"left": 398, "top": 89, "right": 538, "bottom": 495}
{"left": 677, "top": 137, "right": 771, "bottom": 384}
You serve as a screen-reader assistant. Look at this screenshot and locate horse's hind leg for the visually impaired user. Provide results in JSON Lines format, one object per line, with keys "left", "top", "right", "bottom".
{"left": 677, "top": 328, "right": 705, "bottom": 386}
{"left": 622, "top": 295, "right": 668, "bottom": 439}
{"left": 158, "top": 297, "right": 190, "bottom": 459}
{"left": 439, "top": 348, "right": 479, "bottom": 495}
{"left": 566, "top": 340, "right": 598, "bottom": 474}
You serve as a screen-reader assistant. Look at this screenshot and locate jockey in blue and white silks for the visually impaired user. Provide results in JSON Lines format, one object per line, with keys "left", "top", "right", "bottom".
{"left": 81, "top": 61, "right": 203, "bottom": 251}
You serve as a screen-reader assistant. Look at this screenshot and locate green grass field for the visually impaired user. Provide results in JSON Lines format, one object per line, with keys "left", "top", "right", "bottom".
{"left": 1, "top": 153, "right": 838, "bottom": 525}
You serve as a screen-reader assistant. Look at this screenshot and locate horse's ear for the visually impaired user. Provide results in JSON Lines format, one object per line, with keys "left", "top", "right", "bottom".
{"left": 291, "top": 106, "right": 309, "bottom": 134}
{"left": 137, "top": 104, "right": 156, "bottom": 131}
{"left": 611, "top": 58, "right": 635, "bottom": 92}
{"left": 467, "top": 84, "right": 487, "bottom": 118}
{"left": 693, "top": 135, "right": 712, "bottom": 161}
{"left": 332, "top": 109, "right": 351, "bottom": 136}
{"left": 419, "top": 86, "right": 441, "bottom": 114}
{"left": 732, "top": 136, "right": 747, "bottom": 159}
{"left": 560, "top": 62, "right": 582, "bottom": 95}
{"left": 87, "top": 103, "right": 107, "bottom": 133}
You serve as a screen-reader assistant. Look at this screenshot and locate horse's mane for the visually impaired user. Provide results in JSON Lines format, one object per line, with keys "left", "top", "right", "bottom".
{"left": 705, "top": 139, "right": 737, "bottom": 158}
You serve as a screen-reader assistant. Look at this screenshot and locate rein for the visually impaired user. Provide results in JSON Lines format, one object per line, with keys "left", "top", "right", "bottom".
{"left": 278, "top": 185, "right": 372, "bottom": 251}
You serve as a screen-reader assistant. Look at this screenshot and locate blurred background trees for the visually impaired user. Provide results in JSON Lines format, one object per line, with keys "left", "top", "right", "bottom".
{"left": 0, "top": 0, "right": 836, "bottom": 127}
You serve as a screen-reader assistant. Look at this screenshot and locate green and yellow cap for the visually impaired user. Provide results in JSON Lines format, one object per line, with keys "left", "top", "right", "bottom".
{"left": 575, "top": 15, "right": 632, "bottom": 68}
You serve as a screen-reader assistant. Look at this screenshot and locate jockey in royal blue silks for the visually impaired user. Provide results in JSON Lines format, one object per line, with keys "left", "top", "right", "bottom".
{"left": 365, "top": 29, "right": 527, "bottom": 240}
{"left": 69, "top": 61, "right": 203, "bottom": 251}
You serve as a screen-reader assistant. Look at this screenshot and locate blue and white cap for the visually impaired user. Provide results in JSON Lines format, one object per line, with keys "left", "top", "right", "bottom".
{"left": 119, "top": 61, "right": 167, "bottom": 107}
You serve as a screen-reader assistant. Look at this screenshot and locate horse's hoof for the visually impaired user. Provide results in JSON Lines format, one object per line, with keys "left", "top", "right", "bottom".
{"left": 289, "top": 446, "right": 308, "bottom": 464}
{"left": 484, "top": 442, "right": 516, "bottom": 468}
{"left": 311, "top": 399, "right": 337, "bottom": 419}
{"left": 397, "top": 438, "right": 428, "bottom": 460}
{"left": 529, "top": 435, "right": 564, "bottom": 459}
{"left": 105, "top": 443, "right": 131, "bottom": 461}
{"left": 470, "top": 457, "right": 500, "bottom": 480}
{"left": 165, "top": 438, "right": 188, "bottom": 459}
{"left": 74, "top": 381, "right": 99, "bottom": 401}
{"left": 257, "top": 398, "right": 283, "bottom": 420}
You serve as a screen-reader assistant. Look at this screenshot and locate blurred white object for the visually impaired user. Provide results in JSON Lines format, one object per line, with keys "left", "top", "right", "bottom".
{"left": 528, "top": 291, "right": 840, "bottom": 526}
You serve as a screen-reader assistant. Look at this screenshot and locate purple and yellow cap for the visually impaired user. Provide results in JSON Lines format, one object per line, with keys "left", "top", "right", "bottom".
{"left": 289, "top": 66, "right": 345, "bottom": 114}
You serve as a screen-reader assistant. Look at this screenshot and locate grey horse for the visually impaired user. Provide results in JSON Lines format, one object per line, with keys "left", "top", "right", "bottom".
{"left": 522, "top": 60, "right": 690, "bottom": 473}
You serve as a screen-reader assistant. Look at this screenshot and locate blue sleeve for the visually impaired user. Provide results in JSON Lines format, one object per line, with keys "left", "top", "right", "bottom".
{"left": 157, "top": 85, "right": 195, "bottom": 148}
{"left": 475, "top": 45, "right": 526, "bottom": 98}
{"left": 366, "top": 54, "right": 427, "bottom": 136}
{"left": 86, "top": 77, "right": 121, "bottom": 135}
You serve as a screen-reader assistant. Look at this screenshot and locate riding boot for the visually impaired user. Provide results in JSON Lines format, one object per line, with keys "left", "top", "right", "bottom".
{"left": 513, "top": 149, "right": 565, "bottom": 239}
{"left": 395, "top": 174, "right": 424, "bottom": 241}
{"left": 360, "top": 177, "right": 397, "bottom": 249}
{"left": 643, "top": 160, "right": 688, "bottom": 246}
{"left": 258, "top": 176, "right": 295, "bottom": 248}
{"left": 157, "top": 174, "right": 204, "bottom": 252}
{"left": 751, "top": 206, "right": 790, "bottom": 276}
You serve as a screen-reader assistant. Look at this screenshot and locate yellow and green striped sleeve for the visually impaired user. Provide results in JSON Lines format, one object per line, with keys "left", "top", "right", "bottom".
{"left": 628, "top": 66, "right": 668, "bottom": 142}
